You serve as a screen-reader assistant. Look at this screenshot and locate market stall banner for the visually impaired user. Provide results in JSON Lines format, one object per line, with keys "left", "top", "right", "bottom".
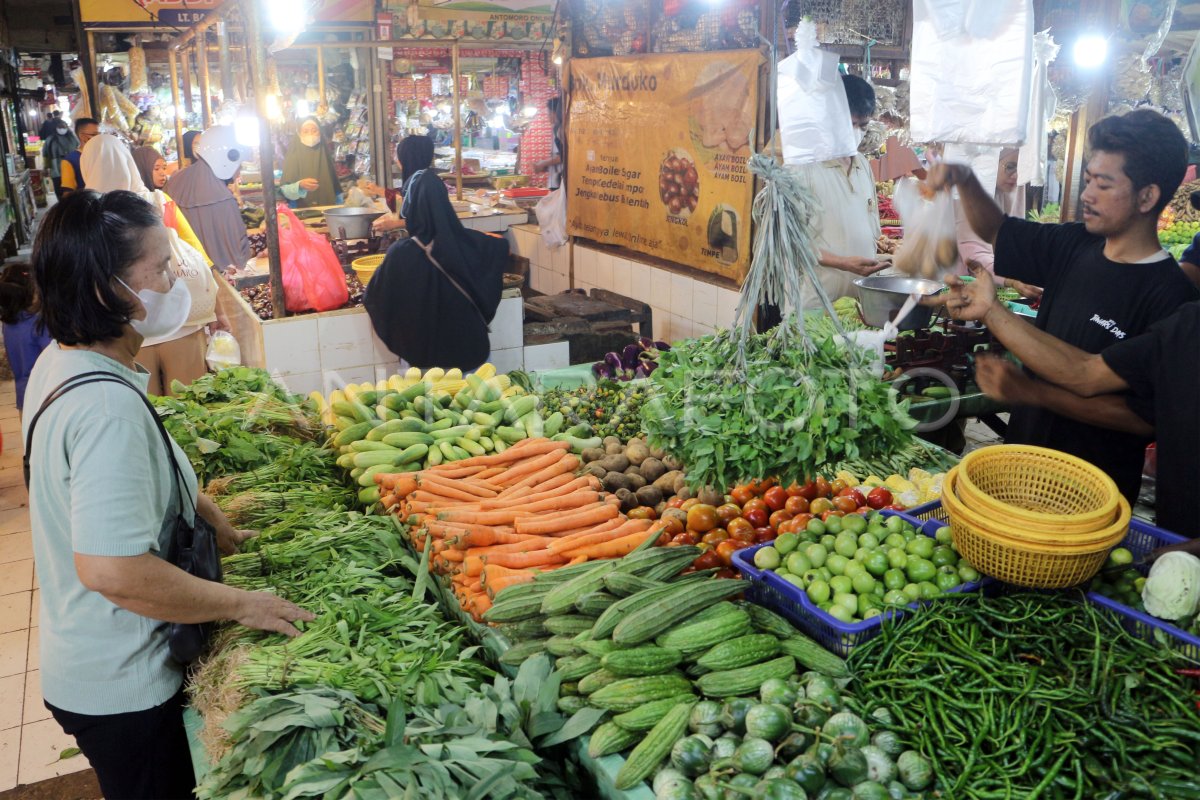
{"left": 80, "top": 0, "right": 373, "bottom": 26}
{"left": 567, "top": 51, "right": 760, "bottom": 281}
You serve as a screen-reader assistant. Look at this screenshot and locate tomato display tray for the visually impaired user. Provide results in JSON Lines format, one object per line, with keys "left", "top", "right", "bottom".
{"left": 731, "top": 510, "right": 984, "bottom": 657}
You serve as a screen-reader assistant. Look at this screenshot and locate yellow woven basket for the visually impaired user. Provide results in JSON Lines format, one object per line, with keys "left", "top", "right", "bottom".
{"left": 957, "top": 444, "right": 1121, "bottom": 534}
{"left": 352, "top": 254, "right": 385, "bottom": 285}
{"left": 943, "top": 467, "right": 1129, "bottom": 588}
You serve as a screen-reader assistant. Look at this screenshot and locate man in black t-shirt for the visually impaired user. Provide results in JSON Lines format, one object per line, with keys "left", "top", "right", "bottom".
{"left": 931, "top": 110, "right": 1200, "bottom": 503}
{"left": 944, "top": 270, "right": 1199, "bottom": 539}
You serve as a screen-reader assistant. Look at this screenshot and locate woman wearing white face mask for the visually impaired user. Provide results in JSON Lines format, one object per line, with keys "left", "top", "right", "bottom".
{"left": 22, "top": 190, "right": 313, "bottom": 800}
{"left": 279, "top": 117, "right": 342, "bottom": 207}
{"left": 81, "top": 133, "right": 228, "bottom": 395}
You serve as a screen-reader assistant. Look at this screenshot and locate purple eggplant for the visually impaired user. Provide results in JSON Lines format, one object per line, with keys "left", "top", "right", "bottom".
{"left": 654, "top": 341, "right": 670, "bottom": 352}
{"left": 621, "top": 343, "right": 644, "bottom": 369}
{"left": 592, "top": 361, "right": 615, "bottom": 379}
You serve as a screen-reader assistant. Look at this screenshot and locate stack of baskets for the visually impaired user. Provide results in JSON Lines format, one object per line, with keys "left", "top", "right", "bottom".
{"left": 351, "top": 254, "right": 385, "bottom": 286}
{"left": 943, "top": 444, "right": 1130, "bottom": 588}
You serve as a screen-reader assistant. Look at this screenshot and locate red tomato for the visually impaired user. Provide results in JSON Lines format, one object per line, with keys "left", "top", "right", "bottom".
{"left": 672, "top": 531, "right": 699, "bottom": 545}
{"left": 763, "top": 486, "right": 789, "bottom": 511}
{"left": 852, "top": 507, "right": 873, "bottom": 517}
{"left": 729, "top": 526, "right": 755, "bottom": 543}
{"left": 867, "top": 487, "right": 894, "bottom": 509}
{"left": 785, "top": 482, "right": 804, "bottom": 498}
{"left": 693, "top": 550, "right": 722, "bottom": 571}
{"left": 768, "top": 510, "right": 793, "bottom": 531}
{"left": 680, "top": 498, "right": 701, "bottom": 511}
{"left": 727, "top": 517, "right": 754, "bottom": 538}
{"left": 830, "top": 478, "right": 848, "bottom": 495}
{"left": 730, "top": 485, "right": 756, "bottom": 506}
{"left": 796, "top": 481, "right": 819, "bottom": 501}
{"left": 809, "top": 497, "right": 834, "bottom": 516}
{"left": 715, "top": 540, "right": 740, "bottom": 566}
{"left": 701, "top": 529, "right": 730, "bottom": 546}
{"left": 743, "top": 508, "right": 769, "bottom": 528}
{"left": 661, "top": 516, "right": 685, "bottom": 536}
{"left": 791, "top": 513, "right": 814, "bottom": 530}
{"left": 832, "top": 496, "right": 859, "bottom": 514}
{"left": 776, "top": 518, "right": 802, "bottom": 535}
{"left": 838, "top": 488, "right": 867, "bottom": 508}
{"left": 753, "top": 527, "right": 777, "bottom": 543}
{"left": 667, "top": 497, "right": 685, "bottom": 509}
{"left": 657, "top": 531, "right": 672, "bottom": 546}
{"left": 759, "top": 478, "right": 778, "bottom": 492}
{"left": 814, "top": 476, "right": 832, "bottom": 498}
{"left": 746, "top": 480, "right": 765, "bottom": 494}
{"left": 821, "top": 510, "right": 845, "bottom": 521}
{"left": 882, "top": 504, "right": 907, "bottom": 512}
{"left": 716, "top": 503, "right": 743, "bottom": 525}
{"left": 785, "top": 495, "right": 810, "bottom": 516}
{"left": 714, "top": 568, "right": 739, "bottom": 580}
{"left": 687, "top": 504, "right": 719, "bottom": 533}
{"left": 628, "top": 506, "right": 658, "bottom": 520}
{"left": 742, "top": 498, "right": 769, "bottom": 515}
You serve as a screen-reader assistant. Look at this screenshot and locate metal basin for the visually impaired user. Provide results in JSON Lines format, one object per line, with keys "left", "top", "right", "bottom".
{"left": 323, "top": 206, "right": 386, "bottom": 239}
{"left": 853, "top": 275, "right": 945, "bottom": 330}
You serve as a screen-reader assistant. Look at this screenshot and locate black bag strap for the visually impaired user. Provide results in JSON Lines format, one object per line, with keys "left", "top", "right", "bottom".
{"left": 23, "top": 371, "right": 196, "bottom": 519}
{"left": 411, "top": 236, "right": 490, "bottom": 327}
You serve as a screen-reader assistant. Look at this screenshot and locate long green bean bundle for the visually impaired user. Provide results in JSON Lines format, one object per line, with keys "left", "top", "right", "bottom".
{"left": 847, "top": 593, "right": 1200, "bottom": 800}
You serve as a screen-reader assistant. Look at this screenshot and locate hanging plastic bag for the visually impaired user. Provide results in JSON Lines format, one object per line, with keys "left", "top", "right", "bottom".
{"left": 892, "top": 178, "right": 960, "bottom": 280}
{"left": 206, "top": 331, "right": 242, "bottom": 371}
{"left": 776, "top": 21, "right": 857, "bottom": 165}
{"left": 536, "top": 187, "right": 567, "bottom": 249}
{"left": 276, "top": 204, "right": 350, "bottom": 313}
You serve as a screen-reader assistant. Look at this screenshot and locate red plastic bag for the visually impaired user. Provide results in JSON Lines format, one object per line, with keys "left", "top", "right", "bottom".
{"left": 276, "top": 204, "right": 350, "bottom": 313}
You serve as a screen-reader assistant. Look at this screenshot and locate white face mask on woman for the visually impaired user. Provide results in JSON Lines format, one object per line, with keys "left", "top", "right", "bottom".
{"left": 118, "top": 276, "right": 192, "bottom": 340}
{"left": 300, "top": 133, "right": 320, "bottom": 148}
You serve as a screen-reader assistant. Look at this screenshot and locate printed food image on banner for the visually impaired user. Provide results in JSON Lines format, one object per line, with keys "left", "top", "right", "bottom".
{"left": 567, "top": 51, "right": 761, "bottom": 281}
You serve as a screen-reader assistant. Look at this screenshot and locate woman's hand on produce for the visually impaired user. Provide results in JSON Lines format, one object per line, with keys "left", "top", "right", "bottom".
{"left": 299, "top": 178, "right": 320, "bottom": 192}
{"left": 235, "top": 591, "right": 314, "bottom": 637}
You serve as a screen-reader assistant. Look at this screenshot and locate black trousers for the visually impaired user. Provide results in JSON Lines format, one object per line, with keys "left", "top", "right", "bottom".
{"left": 46, "top": 689, "right": 196, "bottom": 800}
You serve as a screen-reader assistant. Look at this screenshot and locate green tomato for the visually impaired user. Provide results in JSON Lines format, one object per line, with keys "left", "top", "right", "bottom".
{"left": 786, "top": 552, "right": 813, "bottom": 575}
{"left": 957, "top": 563, "right": 981, "bottom": 583}
{"left": 835, "top": 533, "right": 860, "bottom": 559}
{"left": 852, "top": 572, "right": 877, "bottom": 594}
{"left": 825, "top": 515, "right": 844, "bottom": 535}
{"left": 816, "top": 567, "right": 833, "bottom": 582}
{"left": 858, "top": 592, "right": 882, "bottom": 617}
{"left": 830, "top": 575, "right": 854, "bottom": 596}
{"left": 855, "top": 547, "right": 872, "bottom": 563}
{"left": 842, "top": 514, "right": 868, "bottom": 536}
{"left": 1108, "top": 547, "right": 1134, "bottom": 566}
{"left": 782, "top": 573, "right": 807, "bottom": 590}
{"left": 883, "top": 589, "right": 909, "bottom": 606}
{"left": 827, "top": 603, "right": 855, "bottom": 623}
{"left": 883, "top": 533, "right": 907, "bottom": 550}
{"left": 775, "top": 532, "right": 801, "bottom": 556}
{"left": 935, "top": 570, "right": 961, "bottom": 592}
{"left": 755, "top": 546, "right": 782, "bottom": 571}
{"left": 906, "top": 558, "right": 937, "bottom": 584}
{"left": 917, "top": 581, "right": 942, "bottom": 600}
{"left": 807, "top": 580, "right": 832, "bottom": 604}
{"left": 901, "top": 583, "right": 921, "bottom": 602}
{"left": 843, "top": 560, "right": 868, "bottom": 579}
{"left": 931, "top": 545, "right": 958, "bottom": 568}
{"left": 826, "top": 554, "right": 850, "bottom": 577}
{"left": 905, "top": 537, "right": 935, "bottom": 560}
{"left": 806, "top": 518, "right": 827, "bottom": 537}
{"left": 885, "top": 515, "right": 904, "bottom": 534}
{"left": 857, "top": 532, "right": 880, "bottom": 550}
{"left": 833, "top": 592, "right": 859, "bottom": 614}
{"left": 805, "top": 544, "right": 829, "bottom": 568}
{"left": 886, "top": 547, "right": 909, "bottom": 569}
{"left": 872, "top": 583, "right": 885, "bottom": 597}
{"left": 864, "top": 551, "right": 890, "bottom": 577}
{"left": 934, "top": 526, "right": 953, "bottom": 545}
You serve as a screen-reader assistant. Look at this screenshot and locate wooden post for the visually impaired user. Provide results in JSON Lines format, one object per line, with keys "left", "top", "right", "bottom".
{"left": 180, "top": 50, "right": 194, "bottom": 117}
{"left": 243, "top": 0, "right": 286, "bottom": 319}
{"left": 317, "top": 47, "right": 327, "bottom": 113}
{"left": 453, "top": 41, "right": 463, "bottom": 201}
{"left": 168, "top": 50, "right": 185, "bottom": 168}
{"left": 217, "top": 20, "right": 235, "bottom": 103}
{"left": 198, "top": 34, "right": 212, "bottom": 127}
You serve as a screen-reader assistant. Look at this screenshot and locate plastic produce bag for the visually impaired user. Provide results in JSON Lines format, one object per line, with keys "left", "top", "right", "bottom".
{"left": 1018, "top": 31, "right": 1059, "bottom": 187}
{"left": 536, "top": 187, "right": 567, "bottom": 249}
{"left": 892, "top": 178, "right": 959, "bottom": 279}
{"left": 776, "top": 21, "right": 857, "bottom": 166}
{"left": 206, "top": 330, "right": 241, "bottom": 371}
{"left": 910, "top": 0, "right": 1033, "bottom": 145}
{"left": 276, "top": 204, "right": 350, "bottom": 313}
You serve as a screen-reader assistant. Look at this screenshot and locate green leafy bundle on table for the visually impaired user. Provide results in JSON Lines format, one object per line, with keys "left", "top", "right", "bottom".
{"left": 643, "top": 327, "right": 919, "bottom": 491}
{"left": 541, "top": 380, "right": 649, "bottom": 441}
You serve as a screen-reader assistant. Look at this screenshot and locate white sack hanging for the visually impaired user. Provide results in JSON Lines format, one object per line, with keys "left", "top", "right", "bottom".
{"left": 776, "top": 21, "right": 857, "bottom": 166}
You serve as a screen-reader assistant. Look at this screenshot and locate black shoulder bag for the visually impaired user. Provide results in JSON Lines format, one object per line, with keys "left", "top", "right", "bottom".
{"left": 24, "top": 370, "right": 223, "bottom": 664}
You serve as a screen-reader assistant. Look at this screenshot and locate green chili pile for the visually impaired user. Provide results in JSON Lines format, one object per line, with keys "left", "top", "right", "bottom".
{"left": 847, "top": 593, "right": 1200, "bottom": 800}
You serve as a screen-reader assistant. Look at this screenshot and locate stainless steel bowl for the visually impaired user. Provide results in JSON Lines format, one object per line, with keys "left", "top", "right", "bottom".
{"left": 853, "top": 275, "right": 945, "bottom": 330}
{"left": 323, "top": 206, "right": 386, "bottom": 239}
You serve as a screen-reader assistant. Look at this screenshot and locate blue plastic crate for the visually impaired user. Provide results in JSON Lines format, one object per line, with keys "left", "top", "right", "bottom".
{"left": 731, "top": 510, "right": 983, "bottom": 657}
{"left": 903, "top": 498, "right": 948, "bottom": 526}
{"left": 1085, "top": 518, "right": 1200, "bottom": 664}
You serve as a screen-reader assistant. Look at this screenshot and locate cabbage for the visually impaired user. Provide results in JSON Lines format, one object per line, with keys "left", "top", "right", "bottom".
{"left": 1142, "top": 551, "right": 1200, "bottom": 621}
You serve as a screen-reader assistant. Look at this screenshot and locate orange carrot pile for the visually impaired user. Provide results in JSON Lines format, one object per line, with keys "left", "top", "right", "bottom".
{"left": 376, "top": 438, "right": 665, "bottom": 620}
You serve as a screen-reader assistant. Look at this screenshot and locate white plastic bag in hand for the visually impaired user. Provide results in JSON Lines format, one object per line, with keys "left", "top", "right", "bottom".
{"left": 892, "top": 178, "right": 959, "bottom": 280}
{"left": 776, "top": 21, "right": 858, "bottom": 166}
{"left": 206, "top": 330, "right": 242, "bottom": 372}
{"left": 536, "top": 187, "right": 568, "bottom": 249}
